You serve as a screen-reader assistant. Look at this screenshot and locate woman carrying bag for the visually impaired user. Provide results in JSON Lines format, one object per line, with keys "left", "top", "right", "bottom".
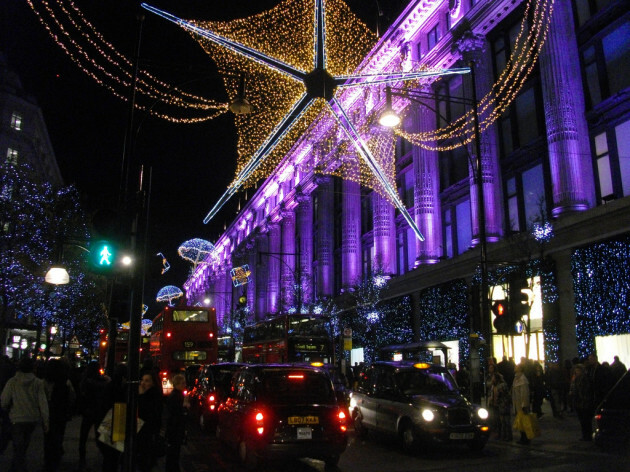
{"left": 512, "top": 364, "right": 531, "bottom": 445}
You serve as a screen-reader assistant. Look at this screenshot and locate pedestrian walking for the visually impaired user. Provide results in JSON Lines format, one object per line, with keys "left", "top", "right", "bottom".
{"left": 511, "top": 363, "right": 530, "bottom": 445}
{"left": 488, "top": 372, "right": 511, "bottom": 441}
{"left": 137, "top": 371, "right": 163, "bottom": 472}
{"left": 165, "top": 374, "right": 189, "bottom": 472}
{"left": 0, "top": 356, "right": 49, "bottom": 472}
{"left": 43, "top": 358, "right": 76, "bottom": 472}
{"left": 78, "top": 360, "right": 109, "bottom": 470}
{"left": 570, "top": 363, "right": 595, "bottom": 441}
{"left": 96, "top": 363, "right": 126, "bottom": 472}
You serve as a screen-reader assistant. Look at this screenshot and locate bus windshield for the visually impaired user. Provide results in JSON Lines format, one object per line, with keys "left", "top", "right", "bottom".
{"left": 287, "top": 316, "right": 331, "bottom": 336}
{"left": 172, "top": 309, "right": 209, "bottom": 322}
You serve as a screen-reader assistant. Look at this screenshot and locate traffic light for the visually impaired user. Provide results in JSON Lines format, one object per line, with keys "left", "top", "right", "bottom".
{"left": 492, "top": 300, "right": 510, "bottom": 334}
{"left": 511, "top": 291, "right": 530, "bottom": 330}
{"left": 88, "top": 240, "right": 119, "bottom": 273}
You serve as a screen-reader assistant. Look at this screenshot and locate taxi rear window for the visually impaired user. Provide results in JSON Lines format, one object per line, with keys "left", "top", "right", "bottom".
{"left": 259, "top": 370, "right": 336, "bottom": 404}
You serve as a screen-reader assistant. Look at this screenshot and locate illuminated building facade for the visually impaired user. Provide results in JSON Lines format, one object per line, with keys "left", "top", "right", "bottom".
{"left": 185, "top": 0, "right": 630, "bottom": 365}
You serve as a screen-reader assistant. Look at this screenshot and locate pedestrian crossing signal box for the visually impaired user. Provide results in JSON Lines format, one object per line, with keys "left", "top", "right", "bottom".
{"left": 89, "top": 240, "right": 119, "bottom": 273}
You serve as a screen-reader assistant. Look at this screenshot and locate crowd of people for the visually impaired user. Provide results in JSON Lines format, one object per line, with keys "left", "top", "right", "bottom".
{"left": 485, "top": 353, "right": 627, "bottom": 445}
{"left": 0, "top": 355, "right": 189, "bottom": 472}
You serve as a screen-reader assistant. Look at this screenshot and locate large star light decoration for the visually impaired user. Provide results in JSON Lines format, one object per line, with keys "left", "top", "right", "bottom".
{"left": 142, "top": 0, "right": 470, "bottom": 241}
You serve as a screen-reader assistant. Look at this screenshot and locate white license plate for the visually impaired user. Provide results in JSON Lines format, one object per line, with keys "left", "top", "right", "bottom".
{"left": 297, "top": 427, "right": 312, "bottom": 440}
{"left": 449, "top": 432, "right": 474, "bottom": 440}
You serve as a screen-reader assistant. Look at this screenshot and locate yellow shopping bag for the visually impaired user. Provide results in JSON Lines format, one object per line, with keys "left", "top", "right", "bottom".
{"left": 521, "top": 412, "right": 541, "bottom": 439}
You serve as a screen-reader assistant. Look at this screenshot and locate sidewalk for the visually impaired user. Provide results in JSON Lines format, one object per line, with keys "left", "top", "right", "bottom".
{"left": 490, "top": 399, "right": 607, "bottom": 456}
{"left": 1, "top": 414, "right": 104, "bottom": 472}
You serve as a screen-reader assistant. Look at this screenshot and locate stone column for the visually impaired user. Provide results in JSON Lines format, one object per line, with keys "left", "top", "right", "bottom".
{"left": 372, "top": 192, "right": 396, "bottom": 275}
{"left": 296, "top": 193, "right": 314, "bottom": 305}
{"left": 457, "top": 32, "right": 503, "bottom": 244}
{"left": 255, "top": 231, "right": 268, "bottom": 318}
{"left": 412, "top": 101, "right": 442, "bottom": 265}
{"left": 281, "top": 210, "right": 296, "bottom": 311}
{"left": 316, "top": 177, "right": 334, "bottom": 297}
{"left": 539, "top": 0, "right": 595, "bottom": 216}
{"left": 341, "top": 175, "right": 361, "bottom": 288}
{"left": 266, "top": 222, "right": 281, "bottom": 314}
{"left": 245, "top": 240, "right": 257, "bottom": 316}
{"left": 223, "top": 261, "right": 233, "bottom": 326}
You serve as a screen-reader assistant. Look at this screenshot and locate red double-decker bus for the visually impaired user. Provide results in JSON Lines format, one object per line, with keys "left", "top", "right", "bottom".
{"left": 98, "top": 328, "right": 150, "bottom": 372}
{"left": 241, "top": 314, "right": 333, "bottom": 364}
{"left": 150, "top": 306, "right": 218, "bottom": 393}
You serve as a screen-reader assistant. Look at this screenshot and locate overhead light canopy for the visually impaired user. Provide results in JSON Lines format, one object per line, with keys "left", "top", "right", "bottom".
{"left": 45, "top": 266, "right": 70, "bottom": 285}
{"left": 378, "top": 86, "right": 401, "bottom": 127}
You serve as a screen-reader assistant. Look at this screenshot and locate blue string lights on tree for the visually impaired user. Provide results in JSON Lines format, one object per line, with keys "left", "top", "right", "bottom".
{"left": 416, "top": 279, "right": 470, "bottom": 362}
{"left": 571, "top": 235, "right": 630, "bottom": 358}
{"left": 156, "top": 285, "right": 184, "bottom": 306}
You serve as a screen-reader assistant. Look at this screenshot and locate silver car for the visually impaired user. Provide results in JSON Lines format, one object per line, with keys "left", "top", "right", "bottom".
{"left": 349, "top": 361, "right": 490, "bottom": 452}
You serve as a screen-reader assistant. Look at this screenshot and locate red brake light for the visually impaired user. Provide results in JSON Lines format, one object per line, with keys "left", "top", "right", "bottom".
{"left": 161, "top": 371, "right": 168, "bottom": 378}
{"left": 166, "top": 332, "right": 172, "bottom": 338}
{"left": 337, "top": 409, "right": 347, "bottom": 432}
{"left": 183, "top": 390, "right": 188, "bottom": 396}
{"left": 255, "top": 412, "right": 264, "bottom": 435}
{"left": 209, "top": 332, "right": 214, "bottom": 338}
{"left": 209, "top": 395, "right": 215, "bottom": 402}
{"left": 288, "top": 374, "right": 304, "bottom": 380}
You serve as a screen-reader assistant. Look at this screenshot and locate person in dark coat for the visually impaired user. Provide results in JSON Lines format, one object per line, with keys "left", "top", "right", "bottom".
{"left": 43, "top": 358, "right": 76, "bottom": 472}
{"left": 78, "top": 361, "right": 109, "bottom": 470}
{"left": 165, "top": 374, "right": 189, "bottom": 472}
{"left": 137, "top": 371, "right": 163, "bottom": 472}
{"left": 96, "top": 363, "right": 126, "bottom": 472}
{"left": 570, "top": 363, "right": 594, "bottom": 441}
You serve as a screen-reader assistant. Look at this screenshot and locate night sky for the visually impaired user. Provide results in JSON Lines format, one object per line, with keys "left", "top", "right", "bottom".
{"left": 3, "top": 0, "right": 403, "bottom": 317}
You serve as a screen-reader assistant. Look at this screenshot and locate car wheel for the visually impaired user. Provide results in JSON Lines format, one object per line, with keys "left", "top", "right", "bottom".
{"left": 353, "top": 411, "right": 368, "bottom": 439}
{"left": 324, "top": 454, "right": 340, "bottom": 469}
{"left": 400, "top": 421, "right": 416, "bottom": 453}
{"left": 238, "top": 439, "right": 258, "bottom": 470}
{"left": 468, "top": 437, "right": 486, "bottom": 451}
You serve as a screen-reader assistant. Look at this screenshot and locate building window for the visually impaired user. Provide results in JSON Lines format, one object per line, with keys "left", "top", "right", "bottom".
{"left": 504, "top": 164, "right": 547, "bottom": 232}
{"left": 572, "top": 0, "right": 616, "bottom": 27}
{"left": 398, "top": 167, "right": 414, "bottom": 209}
{"left": 6, "top": 148, "right": 18, "bottom": 165}
{"left": 427, "top": 24, "right": 441, "bottom": 51}
{"left": 415, "top": 41, "right": 423, "bottom": 60}
{"left": 443, "top": 198, "right": 472, "bottom": 257}
{"left": 592, "top": 119, "right": 630, "bottom": 202}
{"left": 580, "top": 19, "right": 630, "bottom": 108}
{"left": 361, "top": 188, "right": 373, "bottom": 235}
{"left": 10, "top": 112, "right": 22, "bottom": 131}
{"left": 362, "top": 246, "right": 374, "bottom": 277}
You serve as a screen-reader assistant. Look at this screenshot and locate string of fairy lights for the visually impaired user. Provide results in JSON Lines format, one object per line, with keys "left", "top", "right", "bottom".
{"left": 25, "top": 0, "right": 227, "bottom": 122}
{"left": 398, "top": 0, "right": 555, "bottom": 151}
{"left": 26, "top": 0, "right": 555, "bottom": 235}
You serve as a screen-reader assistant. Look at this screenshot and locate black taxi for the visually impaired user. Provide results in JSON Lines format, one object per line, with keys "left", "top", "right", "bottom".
{"left": 216, "top": 364, "right": 348, "bottom": 469}
{"left": 349, "top": 361, "right": 490, "bottom": 452}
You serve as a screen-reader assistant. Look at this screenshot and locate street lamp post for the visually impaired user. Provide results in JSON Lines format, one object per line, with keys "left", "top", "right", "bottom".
{"left": 379, "top": 66, "right": 489, "bottom": 400}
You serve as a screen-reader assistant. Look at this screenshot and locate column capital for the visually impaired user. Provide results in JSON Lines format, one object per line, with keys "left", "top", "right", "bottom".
{"left": 453, "top": 30, "right": 486, "bottom": 64}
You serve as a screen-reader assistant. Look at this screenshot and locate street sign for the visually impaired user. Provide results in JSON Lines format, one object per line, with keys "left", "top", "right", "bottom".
{"left": 69, "top": 335, "right": 80, "bottom": 349}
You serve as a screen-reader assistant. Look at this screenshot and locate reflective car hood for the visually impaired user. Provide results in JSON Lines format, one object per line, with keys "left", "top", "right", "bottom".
{"left": 410, "top": 393, "right": 467, "bottom": 409}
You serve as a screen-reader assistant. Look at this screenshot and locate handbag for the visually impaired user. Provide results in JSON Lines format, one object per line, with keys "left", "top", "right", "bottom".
{"left": 97, "top": 404, "right": 144, "bottom": 453}
{"left": 520, "top": 412, "right": 541, "bottom": 440}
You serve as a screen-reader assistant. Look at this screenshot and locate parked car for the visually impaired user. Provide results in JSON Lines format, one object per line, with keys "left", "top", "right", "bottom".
{"left": 593, "top": 370, "right": 630, "bottom": 455}
{"left": 349, "top": 361, "right": 490, "bottom": 452}
{"left": 189, "top": 362, "right": 245, "bottom": 431}
{"left": 216, "top": 364, "right": 348, "bottom": 469}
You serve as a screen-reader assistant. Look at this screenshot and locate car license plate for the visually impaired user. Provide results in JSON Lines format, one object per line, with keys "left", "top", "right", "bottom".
{"left": 449, "top": 432, "right": 474, "bottom": 440}
{"left": 297, "top": 427, "right": 312, "bottom": 440}
{"left": 288, "top": 416, "right": 319, "bottom": 425}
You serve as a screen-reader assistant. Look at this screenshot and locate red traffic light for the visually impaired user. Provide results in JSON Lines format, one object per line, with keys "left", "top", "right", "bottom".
{"left": 492, "top": 300, "right": 507, "bottom": 317}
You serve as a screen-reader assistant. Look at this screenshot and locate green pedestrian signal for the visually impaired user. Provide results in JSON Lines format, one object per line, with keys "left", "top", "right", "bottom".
{"left": 89, "top": 240, "right": 118, "bottom": 272}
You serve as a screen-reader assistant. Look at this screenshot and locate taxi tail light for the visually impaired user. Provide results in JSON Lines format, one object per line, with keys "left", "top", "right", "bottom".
{"left": 255, "top": 411, "right": 265, "bottom": 435}
{"left": 337, "top": 409, "right": 347, "bottom": 432}
{"left": 160, "top": 371, "right": 168, "bottom": 379}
